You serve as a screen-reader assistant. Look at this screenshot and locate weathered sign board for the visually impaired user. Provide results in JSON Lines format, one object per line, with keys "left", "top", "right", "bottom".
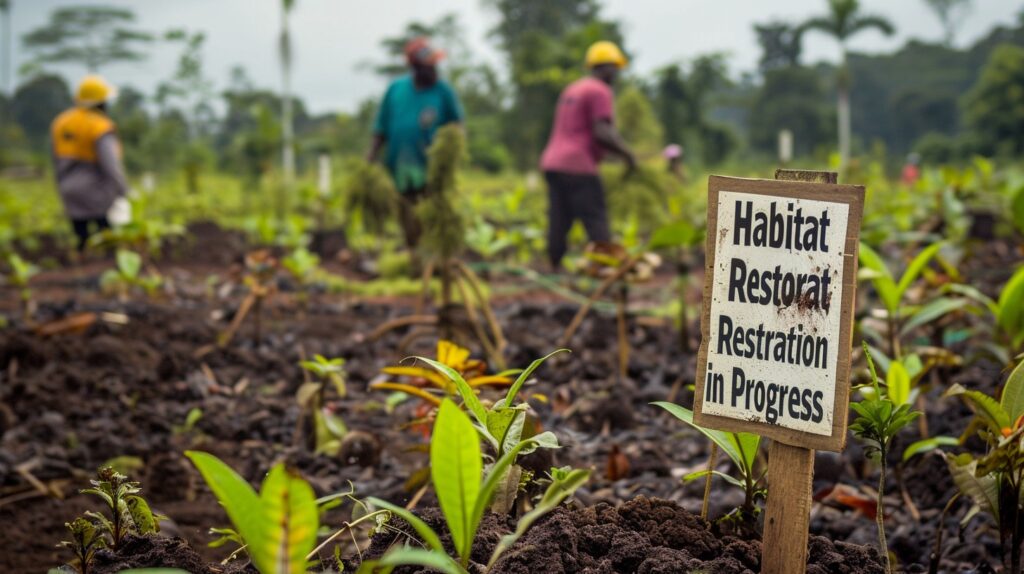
{"left": 693, "top": 174, "right": 864, "bottom": 452}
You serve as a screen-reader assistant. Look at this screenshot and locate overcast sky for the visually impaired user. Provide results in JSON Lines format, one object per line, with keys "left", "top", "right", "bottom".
{"left": 7, "top": 0, "right": 1022, "bottom": 113}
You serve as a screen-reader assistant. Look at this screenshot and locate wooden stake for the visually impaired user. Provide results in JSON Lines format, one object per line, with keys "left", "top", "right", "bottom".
{"left": 762, "top": 441, "right": 815, "bottom": 574}
{"left": 761, "top": 168, "right": 837, "bottom": 574}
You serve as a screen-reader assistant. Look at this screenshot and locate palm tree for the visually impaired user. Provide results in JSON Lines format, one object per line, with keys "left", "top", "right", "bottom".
{"left": 279, "top": 0, "right": 296, "bottom": 223}
{"left": 801, "top": 0, "right": 894, "bottom": 173}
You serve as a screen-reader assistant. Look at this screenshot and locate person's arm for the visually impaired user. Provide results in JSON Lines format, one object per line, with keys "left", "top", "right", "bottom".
{"left": 366, "top": 134, "right": 386, "bottom": 163}
{"left": 96, "top": 133, "right": 129, "bottom": 197}
{"left": 593, "top": 119, "right": 636, "bottom": 170}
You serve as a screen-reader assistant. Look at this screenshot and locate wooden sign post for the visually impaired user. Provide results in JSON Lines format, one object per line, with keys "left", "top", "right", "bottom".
{"left": 692, "top": 170, "right": 864, "bottom": 574}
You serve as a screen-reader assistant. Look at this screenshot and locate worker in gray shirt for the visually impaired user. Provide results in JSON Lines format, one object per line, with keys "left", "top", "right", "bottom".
{"left": 50, "top": 75, "right": 129, "bottom": 251}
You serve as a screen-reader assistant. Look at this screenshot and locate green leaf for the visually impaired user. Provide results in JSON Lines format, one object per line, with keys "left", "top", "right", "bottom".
{"left": 899, "top": 297, "right": 968, "bottom": 337}
{"left": 372, "top": 547, "right": 467, "bottom": 574}
{"left": 902, "top": 436, "right": 959, "bottom": 462}
{"left": 682, "top": 469, "right": 746, "bottom": 489}
{"left": 184, "top": 451, "right": 264, "bottom": 569}
{"left": 648, "top": 220, "right": 701, "bottom": 250}
{"left": 895, "top": 242, "right": 943, "bottom": 300}
{"left": 365, "top": 498, "right": 446, "bottom": 554}
{"left": 886, "top": 361, "right": 911, "bottom": 406}
{"left": 653, "top": 402, "right": 755, "bottom": 472}
{"left": 997, "top": 267, "right": 1024, "bottom": 344}
{"left": 858, "top": 242, "right": 899, "bottom": 313}
{"left": 1001, "top": 361, "right": 1024, "bottom": 423}
{"left": 944, "top": 385, "right": 1010, "bottom": 434}
{"left": 430, "top": 399, "right": 481, "bottom": 567}
{"left": 946, "top": 453, "right": 999, "bottom": 523}
{"left": 257, "top": 464, "right": 319, "bottom": 574}
{"left": 486, "top": 408, "right": 521, "bottom": 457}
{"left": 116, "top": 249, "right": 142, "bottom": 280}
{"left": 125, "top": 495, "right": 159, "bottom": 534}
{"left": 502, "top": 349, "right": 568, "bottom": 407}
{"left": 416, "top": 356, "right": 488, "bottom": 429}
{"left": 487, "top": 468, "right": 590, "bottom": 568}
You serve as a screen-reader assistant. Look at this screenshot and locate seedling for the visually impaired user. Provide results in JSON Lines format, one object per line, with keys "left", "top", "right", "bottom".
{"left": 218, "top": 250, "right": 278, "bottom": 347}
{"left": 100, "top": 249, "right": 163, "bottom": 300}
{"left": 947, "top": 265, "right": 1024, "bottom": 365}
{"left": 858, "top": 241, "right": 945, "bottom": 358}
{"left": 654, "top": 402, "right": 764, "bottom": 526}
{"left": 358, "top": 399, "right": 590, "bottom": 573}
{"left": 297, "top": 355, "right": 348, "bottom": 455}
{"left": 4, "top": 253, "right": 38, "bottom": 321}
{"left": 849, "top": 344, "right": 921, "bottom": 574}
{"left": 944, "top": 360, "right": 1024, "bottom": 573}
{"left": 88, "top": 219, "right": 183, "bottom": 261}
{"left": 648, "top": 219, "right": 706, "bottom": 353}
{"left": 58, "top": 517, "right": 106, "bottom": 574}
{"left": 282, "top": 246, "right": 321, "bottom": 310}
{"left": 78, "top": 467, "right": 161, "bottom": 551}
{"left": 185, "top": 451, "right": 319, "bottom": 574}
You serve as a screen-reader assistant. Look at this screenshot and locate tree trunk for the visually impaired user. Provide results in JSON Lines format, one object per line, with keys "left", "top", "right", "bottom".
{"left": 837, "top": 49, "right": 851, "bottom": 176}
{"left": 279, "top": 3, "right": 295, "bottom": 225}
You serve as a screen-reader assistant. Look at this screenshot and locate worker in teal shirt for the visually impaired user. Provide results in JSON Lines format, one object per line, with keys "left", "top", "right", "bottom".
{"left": 367, "top": 37, "right": 464, "bottom": 249}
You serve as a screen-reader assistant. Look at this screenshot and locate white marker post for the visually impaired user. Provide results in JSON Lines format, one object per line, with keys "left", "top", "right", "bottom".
{"left": 693, "top": 170, "right": 864, "bottom": 574}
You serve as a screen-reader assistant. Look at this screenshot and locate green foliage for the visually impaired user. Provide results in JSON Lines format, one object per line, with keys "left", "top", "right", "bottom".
{"left": 361, "top": 398, "right": 589, "bottom": 572}
{"left": 343, "top": 160, "right": 398, "bottom": 234}
{"left": 653, "top": 402, "right": 764, "bottom": 519}
{"left": 99, "top": 249, "right": 163, "bottom": 299}
{"left": 21, "top": 6, "right": 153, "bottom": 73}
{"left": 419, "top": 125, "right": 468, "bottom": 261}
{"left": 185, "top": 451, "right": 319, "bottom": 574}
{"left": 297, "top": 355, "right": 347, "bottom": 456}
{"left": 59, "top": 517, "right": 106, "bottom": 574}
{"left": 5, "top": 253, "right": 38, "bottom": 313}
{"left": 79, "top": 467, "right": 160, "bottom": 551}
{"left": 964, "top": 44, "right": 1024, "bottom": 157}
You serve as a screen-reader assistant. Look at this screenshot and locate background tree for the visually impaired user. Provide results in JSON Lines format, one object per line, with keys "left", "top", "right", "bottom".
{"left": 754, "top": 21, "right": 804, "bottom": 73}
{"left": 964, "top": 43, "right": 1024, "bottom": 157}
{"left": 21, "top": 5, "right": 153, "bottom": 73}
{"left": 615, "top": 84, "right": 662, "bottom": 157}
{"left": 11, "top": 73, "right": 70, "bottom": 149}
{"left": 651, "top": 55, "right": 736, "bottom": 166}
{"left": 800, "top": 0, "right": 894, "bottom": 173}
{"left": 279, "top": 0, "right": 296, "bottom": 221}
{"left": 923, "top": 0, "right": 972, "bottom": 48}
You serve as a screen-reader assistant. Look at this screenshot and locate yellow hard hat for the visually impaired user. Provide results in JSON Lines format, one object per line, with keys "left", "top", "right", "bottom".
{"left": 76, "top": 75, "right": 116, "bottom": 106}
{"left": 585, "top": 41, "right": 627, "bottom": 69}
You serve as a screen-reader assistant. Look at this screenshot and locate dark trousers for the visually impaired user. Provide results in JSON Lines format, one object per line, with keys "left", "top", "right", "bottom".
{"left": 544, "top": 171, "right": 611, "bottom": 269}
{"left": 71, "top": 216, "right": 110, "bottom": 252}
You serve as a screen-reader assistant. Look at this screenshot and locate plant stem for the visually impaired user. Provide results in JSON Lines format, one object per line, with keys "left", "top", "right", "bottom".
{"left": 877, "top": 455, "right": 891, "bottom": 573}
{"left": 616, "top": 284, "right": 629, "bottom": 382}
{"left": 701, "top": 443, "right": 718, "bottom": 520}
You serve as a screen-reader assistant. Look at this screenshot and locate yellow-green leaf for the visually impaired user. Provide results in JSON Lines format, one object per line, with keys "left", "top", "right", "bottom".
{"left": 257, "top": 464, "right": 319, "bottom": 574}
{"left": 431, "top": 399, "right": 481, "bottom": 567}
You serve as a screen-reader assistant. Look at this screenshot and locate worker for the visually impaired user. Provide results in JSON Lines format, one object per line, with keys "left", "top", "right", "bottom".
{"left": 663, "top": 143, "right": 687, "bottom": 183}
{"left": 366, "top": 37, "right": 464, "bottom": 250}
{"left": 539, "top": 40, "right": 636, "bottom": 271}
{"left": 50, "top": 75, "right": 129, "bottom": 252}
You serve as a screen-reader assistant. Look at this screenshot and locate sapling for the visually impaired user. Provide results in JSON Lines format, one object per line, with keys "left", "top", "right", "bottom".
{"left": 297, "top": 354, "right": 348, "bottom": 455}
{"left": 849, "top": 343, "right": 921, "bottom": 573}
{"left": 4, "top": 253, "right": 38, "bottom": 321}
{"left": 282, "top": 246, "right": 321, "bottom": 310}
{"left": 218, "top": 250, "right": 278, "bottom": 347}
{"left": 99, "top": 249, "right": 163, "bottom": 300}
{"left": 58, "top": 517, "right": 106, "bottom": 574}
{"left": 79, "top": 467, "right": 161, "bottom": 550}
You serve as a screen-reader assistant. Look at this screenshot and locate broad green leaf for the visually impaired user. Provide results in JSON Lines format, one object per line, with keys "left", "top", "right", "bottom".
{"left": 895, "top": 242, "right": 944, "bottom": 299}
{"left": 417, "top": 357, "right": 488, "bottom": 429}
{"left": 372, "top": 547, "right": 466, "bottom": 574}
{"left": 648, "top": 221, "right": 701, "bottom": 250}
{"left": 1011, "top": 185, "right": 1024, "bottom": 235}
{"left": 257, "top": 465, "right": 318, "bottom": 574}
{"left": 943, "top": 283, "right": 998, "bottom": 315}
{"left": 944, "top": 385, "right": 1010, "bottom": 434}
{"left": 997, "top": 267, "right": 1024, "bottom": 345}
{"left": 946, "top": 453, "right": 999, "bottom": 522}
{"left": 731, "top": 431, "right": 761, "bottom": 473}
{"left": 487, "top": 468, "right": 590, "bottom": 568}
{"left": 682, "top": 469, "right": 746, "bottom": 489}
{"left": 653, "top": 402, "right": 748, "bottom": 471}
{"left": 126, "top": 495, "right": 159, "bottom": 534}
{"left": 858, "top": 243, "right": 899, "bottom": 313}
{"left": 365, "top": 498, "right": 446, "bottom": 554}
{"left": 900, "top": 297, "right": 969, "bottom": 337}
{"left": 503, "top": 349, "right": 568, "bottom": 407}
{"left": 431, "top": 400, "right": 481, "bottom": 566}
{"left": 902, "top": 436, "right": 959, "bottom": 462}
{"left": 886, "top": 361, "right": 911, "bottom": 406}
{"left": 1001, "top": 361, "right": 1024, "bottom": 423}
{"left": 486, "top": 408, "right": 521, "bottom": 456}
{"left": 116, "top": 249, "right": 142, "bottom": 279}
{"left": 185, "top": 451, "right": 264, "bottom": 565}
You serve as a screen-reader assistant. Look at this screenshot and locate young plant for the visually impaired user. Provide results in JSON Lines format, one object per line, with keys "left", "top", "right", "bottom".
{"left": 282, "top": 246, "right": 321, "bottom": 310}
{"left": 297, "top": 355, "right": 348, "bottom": 456}
{"left": 371, "top": 340, "right": 513, "bottom": 408}
{"left": 100, "top": 249, "right": 163, "bottom": 300}
{"left": 185, "top": 451, "right": 319, "bottom": 574}
{"left": 4, "top": 253, "right": 38, "bottom": 320}
{"left": 88, "top": 219, "right": 184, "bottom": 259}
{"left": 58, "top": 517, "right": 106, "bottom": 574}
{"left": 359, "top": 399, "right": 589, "bottom": 573}
{"left": 80, "top": 467, "right": 161, "bottom": 550}
{"left": 218, "top": 250, "right": 278, "bottom": 347}
{"left": 858, "top": 241, "right": 944, "bottom": 358}
{"left": 654, "top": 402, "right": 764, "bottom": 525}
{"left": 849, "top": 345, "right": 921, "bottom": 574}
{"left": 946, "top": 265, "right": 1024, "bottom": 365}
{"left": 944, "top": 360, "right": 1024, "bottom": 573}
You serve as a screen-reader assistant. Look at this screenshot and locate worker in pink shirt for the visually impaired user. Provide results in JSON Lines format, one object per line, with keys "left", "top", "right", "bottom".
{"left": 539, "top": 41, "right": 636, "bottom": 270}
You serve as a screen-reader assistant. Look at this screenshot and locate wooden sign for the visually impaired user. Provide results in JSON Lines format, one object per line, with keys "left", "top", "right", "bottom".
{"left": 693, "top": 173, "right": 864, "bottom": 452}
{"left": 693, "top": 171, "right": 864, "bottom": 574}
